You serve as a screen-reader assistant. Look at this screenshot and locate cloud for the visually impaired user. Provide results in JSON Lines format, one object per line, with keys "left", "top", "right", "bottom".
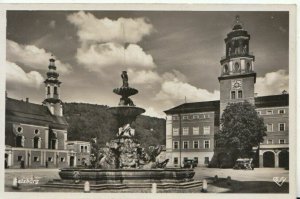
{"left": 76, "top": 42, "right": 156, "bottom": 72}
{"left": 67, "top": 11, "right": 154, "bottom": 44}
{"left": 155, "top": 78, "right": 220, "bottom": 107}
{"left": 255, "top": 70, "right": 289, "bottom": 96}
{"left": 49, "top": 20, "right": 56, "bottom": 29}
{"left": 143, "top": 106, "right": 165, "bottom": 118}
{"left": 6, "top": 61, "right": 44, "bottom": 88}
{"left": 162, "top": 69, "right": 187, "bottom": 82}
{"left": 7, "top": 39, "right": 72, "bottom": 74}
{"left": 128, "top": 69, "right": 161, "bottom": 85}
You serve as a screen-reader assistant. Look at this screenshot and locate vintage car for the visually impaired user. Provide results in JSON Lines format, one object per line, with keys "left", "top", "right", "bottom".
{"left": 183, "top": 159, "right": 198, "bottom": 168}
{"left": 233, "top": 158, "right": 254, "bottom": 170}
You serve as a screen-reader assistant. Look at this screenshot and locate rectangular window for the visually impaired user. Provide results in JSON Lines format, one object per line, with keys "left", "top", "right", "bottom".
{"left": 267, "top": 140, "right": 273, "bottom": 144}
{"left": 194, "top": 157, "right": 198, "bottom": 164}
{"left": 279, "top": 139, "right": 285, "bottom": 144}
{"left": 266, "top": 110, "right": 273, "bottom": 115}
{"left": 173, "top": 141, "right": 179, "bottom": 149}
{"left": 174, "top": 157, "right": 178, "bottom": 165}
{"left": 238, "top": 90, "right": 243, "bottom": 98}
{"left": 47, "top": 86, "right": 50, "bottom": 95}
{"left": 193, "top": 141, "right": 199, "bottom": 149}
{"left": 81, "top": 146, "right": 84, "bottom": 152}
{"left": 193, "top": 127, "right": 199, "bottom": 135}
{"left": 231, "top": 91, "right": 236, "bottom": 99}
{"left": 193, "top": 115, "right": 199, "bottom": 119}
{"left": 183, "top": 141, "right": 189, "bottom": 149}
{"left": 279, "top": 123, "right": 285, "bottom": 131}
{"left": 203, "top": 126, "right": 210, "bottom": 135}
{"left": 204, "top": 140, "right": 210, "bottom": 149}
{"left": 85, "top": 146, "right": 88, "bottom": 152}
{"left": 183, "top": 157, "right": 188, "bottom": 162}
{"left": 182, "top": 127, "right": 189, "bottom": 135}
{"left": 278, "top": 109, "right": 285, "bottom": 114}
{"left": 172, "top": 116, "right": 179, "bottom": 120}
{"left": 182, "top": 115, "right": 188, "bottom": 120}
{"left": 204, "top": 157, "right": 210, "bottom": 164}
{"left": 173, "top": 128, "right": 179, "bottom": 136}
{"left": 17, "top": 156, "right": 22, "bottom": 161}
{"left": 206, "top": 114, "right": 210, "bottom": 118}
{"left": 60, "top": 157, "right": 65, "bottom": 162}
{"left": 48, "top": 157, "right": 53, "bottom": 162}
{"left": 267, "top": 124, "right": 273, "bottom": 132}
{"left": 34, "top": 157, "right": 39, "bottom": 162}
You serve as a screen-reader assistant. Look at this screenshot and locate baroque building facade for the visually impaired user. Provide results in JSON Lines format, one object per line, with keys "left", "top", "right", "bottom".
{"left": 5, "top": 58, "right": 81, "bottom": 168}
{"left": 164, "top": 16, "right": 289, "bottom": 168}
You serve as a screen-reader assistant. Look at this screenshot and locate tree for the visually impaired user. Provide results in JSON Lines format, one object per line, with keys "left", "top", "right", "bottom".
{"left": 216, "top": 101, "right": 266, "bottom": 160}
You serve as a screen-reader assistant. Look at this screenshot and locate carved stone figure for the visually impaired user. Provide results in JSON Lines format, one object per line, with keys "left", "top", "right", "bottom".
{"left": 119, "top": 97, "right": 135, "bottom": 106}
{"left": 121, "top": 71, "right": 128, "bottom": 87}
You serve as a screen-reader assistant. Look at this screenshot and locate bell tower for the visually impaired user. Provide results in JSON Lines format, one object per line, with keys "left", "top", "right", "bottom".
{"left": 43, "top": 56, "right": 63, "bottom": 116}
{"left": 219, "top": 16, "right": 256, "bottom": 115}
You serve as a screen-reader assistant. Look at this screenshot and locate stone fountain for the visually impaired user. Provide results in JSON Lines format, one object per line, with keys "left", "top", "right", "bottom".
{"left": 54, "top": 71, "right": 196, "bottom": 189}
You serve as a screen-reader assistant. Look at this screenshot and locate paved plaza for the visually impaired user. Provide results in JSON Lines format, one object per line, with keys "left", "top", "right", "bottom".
{"left": 5, "top": 167, "right": 289, "bottom": 193}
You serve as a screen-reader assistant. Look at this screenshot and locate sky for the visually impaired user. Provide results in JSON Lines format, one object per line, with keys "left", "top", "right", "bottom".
{"left": 6, "top": 11, "right": 289, "bottom": 118}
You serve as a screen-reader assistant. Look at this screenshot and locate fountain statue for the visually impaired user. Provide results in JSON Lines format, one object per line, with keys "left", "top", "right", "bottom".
{"left": 56, "top": 71, "right": 195, "bottom": 186}
{"left": 95, "top": 71, "right": 168, "bottom": 169}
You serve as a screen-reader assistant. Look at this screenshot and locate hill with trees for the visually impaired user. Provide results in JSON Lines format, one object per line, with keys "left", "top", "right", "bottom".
{"left": 63, "top": 102, "right": 166, "bottom": 150}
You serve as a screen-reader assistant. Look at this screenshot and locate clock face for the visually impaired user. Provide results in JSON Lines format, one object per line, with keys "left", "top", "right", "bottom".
{"left": 232, "top": 80, "right": 242, "bottom": 89}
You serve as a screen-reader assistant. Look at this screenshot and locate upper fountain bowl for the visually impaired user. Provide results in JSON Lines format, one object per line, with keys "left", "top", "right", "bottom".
{"left": 113, "top": 87, "right": 138, "bottom": 97}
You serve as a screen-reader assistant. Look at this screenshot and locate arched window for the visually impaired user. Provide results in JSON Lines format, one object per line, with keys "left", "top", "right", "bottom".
{"left": 238, "top": 90, "right": 243, "bottom": 98}
{"left": 234, "top": 62, "right": 240, "bottom": 72}
{"left": 51, "top": 139, "right": 57, "bottom": 149}
{"left": 16, "top": 135, "right": 25, "bottom": 147}
{"left": 246, "top": 62, "right": 251, "bottom": 72}
{"left": 33, "top": 137, "right": 41, "bottom": 149}
{"left": 224, "top": 65, "right": 229, "bottom": 74}
{"left": 54, "top": 87, "right": 58, "bottom": 95}
{"left": 231, "top": 91, "right": 236, "bottom": 99}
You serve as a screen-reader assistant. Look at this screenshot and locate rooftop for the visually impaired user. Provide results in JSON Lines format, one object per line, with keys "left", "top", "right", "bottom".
{"left": 6, "top": 97, "right": 68, "bottom": 129}
{"left": 164, "top": 94, "right": 289, "bottom": 114}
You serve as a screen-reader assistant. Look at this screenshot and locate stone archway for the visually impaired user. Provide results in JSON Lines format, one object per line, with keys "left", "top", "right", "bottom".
{"left": 279, "top": 150, "right": 289, "bottom": 168}
{"left": 263, "top": 151, "right": 275, "bottom": 167}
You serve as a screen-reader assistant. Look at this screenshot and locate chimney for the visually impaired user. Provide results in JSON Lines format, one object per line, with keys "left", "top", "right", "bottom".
{"left": 26, "top": 98, "right": 29, "bottom": 103}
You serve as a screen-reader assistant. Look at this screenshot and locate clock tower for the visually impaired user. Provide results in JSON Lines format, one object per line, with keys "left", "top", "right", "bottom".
{"left": 219, "top": 16, "right": 256, "bottom": 115}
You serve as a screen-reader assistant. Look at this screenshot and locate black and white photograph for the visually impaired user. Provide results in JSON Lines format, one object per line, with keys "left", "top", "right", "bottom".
{"left": 1, "top": 3, "right": 297, "bottom": 198}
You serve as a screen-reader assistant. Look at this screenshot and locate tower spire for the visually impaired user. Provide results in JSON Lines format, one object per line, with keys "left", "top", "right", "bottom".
{"left": 219, "top": 16, "right": 256, "bottom": 115}
{"left": 43, "top": 56, "right": 63, "bottom": 116}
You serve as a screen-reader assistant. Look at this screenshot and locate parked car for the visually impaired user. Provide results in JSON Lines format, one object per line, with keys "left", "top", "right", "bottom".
{"left": 183, "top": 159, "right": 197, "bottom": 168}
{"left": 233, "top": 158, "right": 254, "bottom": 170}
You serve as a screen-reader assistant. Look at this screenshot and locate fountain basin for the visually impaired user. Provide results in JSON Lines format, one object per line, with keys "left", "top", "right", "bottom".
{"left": 59, "top": 168, "right": 195, "bottom": 184}
{"left": 113, "top": 87, "right": 138, "bottom": 96}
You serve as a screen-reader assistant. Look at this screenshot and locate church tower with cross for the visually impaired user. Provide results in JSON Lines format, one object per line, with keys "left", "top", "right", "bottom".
{"left": 43, "top": 56, "right": 63, "bottom": 116}
{"left": 218, "top": 15, "right": 257, "bottom": 114}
